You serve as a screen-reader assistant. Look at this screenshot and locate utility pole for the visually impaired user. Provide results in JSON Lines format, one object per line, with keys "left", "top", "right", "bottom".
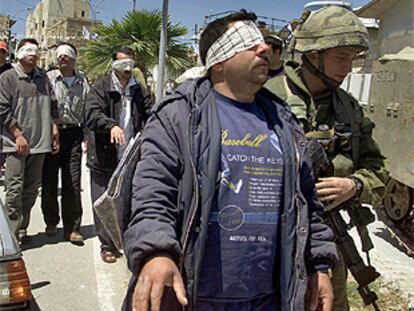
{"left": 155, "top": 0, "right": 168, "bottom": 102}
{"left": 132, "top": 0, "right": 136, "bottom": 11}
{"left": 7, "top": 16, "right": 16, "bottom": 60}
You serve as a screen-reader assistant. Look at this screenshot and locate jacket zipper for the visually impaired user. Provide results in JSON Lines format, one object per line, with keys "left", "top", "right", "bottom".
{"left": 290, "top": 140, "right": 302, "bottom": 311}
{"left": 180, "top": 112, "right": 200, "bottom": 262}
{"left": 289, "top": 196, "right": 301, "bottom": 311}
{"left": 179, "top": 113, "right": 200, "bottom": 311}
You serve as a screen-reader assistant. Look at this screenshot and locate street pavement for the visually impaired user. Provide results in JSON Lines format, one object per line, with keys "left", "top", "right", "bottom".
{"left": 0, "top": 160, "right": 131, "bottom": 311}
{"left": 349, "top": 215, "right": 414, "bottom": 296}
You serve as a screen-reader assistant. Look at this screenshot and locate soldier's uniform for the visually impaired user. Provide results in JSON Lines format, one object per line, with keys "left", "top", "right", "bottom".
{"left": 265, "top": 7, "right": 389, "bottom": 311}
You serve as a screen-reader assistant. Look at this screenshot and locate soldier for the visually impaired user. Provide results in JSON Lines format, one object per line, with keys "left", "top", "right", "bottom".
{"left": 265, "top": 6, "right": 389, "bottom": 311}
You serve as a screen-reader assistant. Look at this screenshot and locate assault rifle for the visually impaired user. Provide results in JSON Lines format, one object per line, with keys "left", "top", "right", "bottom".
{"left": 307, "top": 137, "right": 381, "bottom": 311}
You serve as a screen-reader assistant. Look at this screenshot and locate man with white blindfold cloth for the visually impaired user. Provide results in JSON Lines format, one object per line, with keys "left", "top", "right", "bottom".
{"left": 41, "top": 42, "right": 90, "bottom": 243}
{"left": 0, "top": 38, "right": 59, "bottom": 244}
{"left": 85, "top": 46, "right": 152, "bottom": 263}
{"left": 122, "top": 10, "right": 338, "bottom": 311}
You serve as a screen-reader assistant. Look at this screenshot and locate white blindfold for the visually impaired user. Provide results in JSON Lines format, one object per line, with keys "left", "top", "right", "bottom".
{"left": 56, "top": 44, "right": 77, "bottom": 60}
{"left": 205, "top": 20, "right": 264, "bottom": 70}
{"left": 17, "top": 44, "right": 39, "bottom": 60}
{"left": 112, "top": 59, "right": 135, "bottom": 72}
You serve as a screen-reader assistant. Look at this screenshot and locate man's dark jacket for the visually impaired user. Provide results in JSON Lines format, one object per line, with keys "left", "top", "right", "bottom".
{"left": 122, "top": 78, "right": 338, "bottom": 311}
{"left": 85, "top": 74, "right": 152, "bottom": 174}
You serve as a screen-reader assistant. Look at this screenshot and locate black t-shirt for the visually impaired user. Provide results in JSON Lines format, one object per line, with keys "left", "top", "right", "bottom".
{"left": 267, "top": 65, "right": 284, "bottom": 79}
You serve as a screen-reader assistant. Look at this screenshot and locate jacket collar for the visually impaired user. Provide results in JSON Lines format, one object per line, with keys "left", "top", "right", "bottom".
{"left": 50, "top": 69, "right": 84, "bottom": 85}
{"left": 172, "top": 76, "right": 295, "bottom": 125}
{"left": 109, "top": 71, "right": 137, "bottom": 93}
{"left": 15, "top": 63, "right": 42, "bottom": 79}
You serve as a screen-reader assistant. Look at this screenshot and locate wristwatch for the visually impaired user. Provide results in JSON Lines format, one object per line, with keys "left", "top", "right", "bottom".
{"left": 350, "top": 177, "right": 363, "bottom": 199}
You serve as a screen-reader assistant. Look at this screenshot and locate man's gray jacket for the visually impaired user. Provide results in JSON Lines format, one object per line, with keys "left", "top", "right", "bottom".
{"left": 123, "top": 77, "right": 338, "bottom": 311}
{"left": 0, "top": 65, "right": 58, "bottom": 153}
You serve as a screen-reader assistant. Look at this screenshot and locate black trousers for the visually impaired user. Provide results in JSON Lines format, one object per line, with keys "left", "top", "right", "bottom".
{"left": 41, "top": 127, "right": 83, "bottom": 233}
{"left": 90, "top": 169, "right": 117, "bottom": 252}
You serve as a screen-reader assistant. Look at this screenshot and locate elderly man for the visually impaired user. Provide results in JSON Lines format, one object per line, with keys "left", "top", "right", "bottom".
{"left": 41, "top": 42, "right": 89, "bottom": 243}
{"left": 85, "top": 46, "right": 152, "bottom": 263}
{"left": 0, "top": 38, "right": 59, "bottom": 243}
{"left": 122, "top": 10, "right": 338, "bottom": 311}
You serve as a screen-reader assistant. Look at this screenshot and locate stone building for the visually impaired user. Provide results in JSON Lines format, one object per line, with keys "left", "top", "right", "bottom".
{"left": 356, "top": 0, "right": 414, "bottom": 57}
{"left": 25, "top": 0, "right": 99, "bottom": 68}
{"left": 0, "top": 15, "right": 15, "bottom": 42}
{"left": 44, "top": 17, "right": 100, "bottom": 68}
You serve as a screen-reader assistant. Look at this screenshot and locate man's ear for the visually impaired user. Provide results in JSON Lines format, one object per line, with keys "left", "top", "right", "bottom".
{"left": 211, "top": 62, "right": 224, "bottom": 73}
{"left": 306, "top": 52, "right": 318, "bottom": 62}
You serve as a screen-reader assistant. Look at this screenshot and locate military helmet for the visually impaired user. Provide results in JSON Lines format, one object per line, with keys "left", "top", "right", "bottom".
{"left": 291, "top": 6, "right": 369, "bottom": 53}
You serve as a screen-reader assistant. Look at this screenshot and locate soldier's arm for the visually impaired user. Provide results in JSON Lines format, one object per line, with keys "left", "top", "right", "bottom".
{"left": 351, "top": 112, "right": 389, "bottom": 206}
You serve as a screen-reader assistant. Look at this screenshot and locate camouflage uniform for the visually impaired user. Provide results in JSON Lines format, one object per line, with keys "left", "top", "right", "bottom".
{"left": 265, "top": 7, "right": 389, "bottom": 311}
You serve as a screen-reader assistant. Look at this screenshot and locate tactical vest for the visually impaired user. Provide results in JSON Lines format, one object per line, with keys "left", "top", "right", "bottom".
{"left": 274, "top": 74, "right": 372, "bottom": 177}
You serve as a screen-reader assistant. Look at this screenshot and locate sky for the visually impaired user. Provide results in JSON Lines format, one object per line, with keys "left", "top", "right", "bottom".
{"left": 1, "top": 0, "right": 369, "bottom": 39}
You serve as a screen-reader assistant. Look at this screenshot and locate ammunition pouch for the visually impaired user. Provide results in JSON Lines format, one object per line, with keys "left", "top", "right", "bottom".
{"left": 332, "top": 154, "right": 353, "bottom": 177}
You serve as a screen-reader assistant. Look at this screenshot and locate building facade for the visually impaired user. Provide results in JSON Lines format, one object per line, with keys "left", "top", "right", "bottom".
{"left": 357, "top": 0, "right": 414, "bottom": 57}
{"left": 0, "top": 15, "right": 15, "bottom": 42}
{"left": 26, "top": 0, "right": 98, "bottom": 68}
{"left": 44, "top": 18, "right": 100, "bottom": 68}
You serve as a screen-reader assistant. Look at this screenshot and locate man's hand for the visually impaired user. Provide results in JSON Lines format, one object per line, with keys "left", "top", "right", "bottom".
{"left": 82, "top": 140, "right": 88, "bottom": 153}
{"left": 307, "top": 272, "right": 333, "bottom": 311}
{"left": 51, "top": 123, "right": 60, "bottom": 155}
{"left": 110, "top": 126, "right": 125, "bottom": 145}
{"left": 316, "top": 177, "right": 356, "bottom": 210}
{"left": 132, "top": 256, "right": 188, "bottom": 311}
{"left": 10, "top": 126, "right": 29, "bottom": 156}
{"left": 15, "top": 134, "right": 29, "bottom": 156}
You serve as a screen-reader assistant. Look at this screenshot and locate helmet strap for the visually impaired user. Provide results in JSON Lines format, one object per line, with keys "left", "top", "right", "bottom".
{"left": 302, "top": 54, "right": 341, "bottom": 90}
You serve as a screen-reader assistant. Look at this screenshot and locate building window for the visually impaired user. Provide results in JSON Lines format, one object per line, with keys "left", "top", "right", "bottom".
{"left": 35, "top": 23, "right": 38, "bottom": 30}
{"left": 42, "top": 20, "right": 45, "bottom": 28}
{"left": 81, "top": 11, "right": 85, "bottom": 17}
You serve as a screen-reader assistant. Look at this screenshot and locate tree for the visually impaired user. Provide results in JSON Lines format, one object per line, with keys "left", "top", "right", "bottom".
{"left": 80, "top": 10, "right": 194, "bottom": 81}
